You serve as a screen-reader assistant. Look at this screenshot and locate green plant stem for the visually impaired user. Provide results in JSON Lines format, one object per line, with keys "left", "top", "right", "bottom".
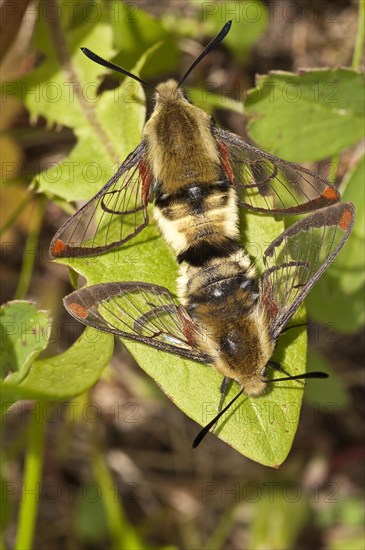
{"left": 328, "top": 154, "right": 339, "bottom": 184}
{"left": 352, "top": 0, "right": 365, "bottom": 70}
{"left": 14, "top": 406, "right": 46, "bottom": 550}
{"left": 204, "top": 502, "right": 236, "bottom": 550}
{"left": 92, "top": 452, "right": 144, "bottom": 550}
{"left": 0, "top": 192, "right": 34, "bottom": 238}
{"left": 14, "top": 197, "right": 46, "bottom": 300}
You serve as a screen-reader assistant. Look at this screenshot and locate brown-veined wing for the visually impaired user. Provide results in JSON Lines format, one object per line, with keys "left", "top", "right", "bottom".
{"left": 64, "top": 281, "right": 211, "bottom": 364}
{"left": 50, "top": 142, "right": 149, "bottom": 258}
{"left": 259, "top": 202, "right": 355, "bottom": 337}
{"left": 216, "top": 128, "right": 340, "bottom": 214}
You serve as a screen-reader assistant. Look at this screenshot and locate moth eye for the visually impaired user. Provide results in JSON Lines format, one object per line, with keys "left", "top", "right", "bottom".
{"left": 261, "top": 367, "right": 267, "bottom": 378}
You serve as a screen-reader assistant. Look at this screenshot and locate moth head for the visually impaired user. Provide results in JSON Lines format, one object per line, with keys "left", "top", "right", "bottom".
{"left": 236, "top": 369, "right": 267, "bottom": 397}
{"left": 155, "top": 80, "right": 187, "bottom": 104}
{"left": 217, "top": 323, "right": 273, "bottom": 397}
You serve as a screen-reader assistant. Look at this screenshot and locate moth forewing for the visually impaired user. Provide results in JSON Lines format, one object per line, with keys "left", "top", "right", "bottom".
{"left": 216, "top": 128, "right": 340, "bottom": 214}
{"left": 49, "top": 144, "right": 148, "bottom": 258}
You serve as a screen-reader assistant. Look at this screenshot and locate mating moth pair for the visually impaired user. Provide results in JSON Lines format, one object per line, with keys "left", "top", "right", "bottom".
{"left": 51, "top": 22, "right": 354, "bottom": 446}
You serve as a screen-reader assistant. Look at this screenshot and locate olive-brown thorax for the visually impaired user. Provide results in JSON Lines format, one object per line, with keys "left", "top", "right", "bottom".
{"left": 143, "top": 80, "right": 221, "bottom": 193}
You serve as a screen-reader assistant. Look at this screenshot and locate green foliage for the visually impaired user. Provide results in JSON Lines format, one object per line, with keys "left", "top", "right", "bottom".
{"left": 305, "top": 349, "right": 350, "bottom": 410}
{"left": 109, "top": 1, "right": 180, "bottom": 78}
{"left": 1, "top": 0, "right": 363, "bottom": 469}
{"left": 74, "top": 494, "right": 109, "bottom": 544}
{"left": 245, "top": 69, "right": 365, "bottom": 162}
{"left": 248, "top": 483, "right": 310, "bottom": 549}
{"left": 204, "top": 0, "right": 269, "bottom": 62}
{"left": 315, "top": 496, "right": 365, "bottom": 550}
{"left": 0, "top": 301, "right": 49, "bottom": 383}
{"left": 187, "top": 87, "right": 244, "bottom": 115}
{"left": 1, "top": 301, "right": 113, "bottom": 413}
{"left": 246, "top": 70, "right": 365, "bottom": 333}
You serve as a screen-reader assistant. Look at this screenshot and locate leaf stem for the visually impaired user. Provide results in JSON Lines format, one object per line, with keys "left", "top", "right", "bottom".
{"left": 352, "top": 0, "right": 365, "bottom": 70}
{"left": 328, "top": 154, "right": 339, "bottom": 185}
{"left": 14, "top": 196, "right": 46, "bottom": 300}
{"left": 204, "top": 502, "right": 236, "bottom": 550}
{"left": 330, "top": 0, "right": 364, "bottom": 184}
{"left": 14, "top": 405, "right": 46, "bottom": 550}
{"left": 0, "top": 191, "right": 34, "bottom": 238}
{"left": 44, "top": 0, "right": 120, "bottom": 164}
{"left": 91, "top": 451, "right": 144, "bottom": 550}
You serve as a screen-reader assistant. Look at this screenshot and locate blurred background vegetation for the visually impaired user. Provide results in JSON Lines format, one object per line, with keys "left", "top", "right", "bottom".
{"left": 1, "top": 0, "right": 364, "bottom": 549}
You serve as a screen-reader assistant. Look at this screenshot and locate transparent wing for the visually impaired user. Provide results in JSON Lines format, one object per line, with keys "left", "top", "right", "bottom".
{"left": 215, "top": 128, "right": 340, "bottom": 214}
{"left": 64, "top": 281, "right": 211, "bottom": 363}
{"left": 50, "top": 142, "right": 149, "bottom": 258}
{"left": 259, "top": 203, "right": 355, "bottom": 338}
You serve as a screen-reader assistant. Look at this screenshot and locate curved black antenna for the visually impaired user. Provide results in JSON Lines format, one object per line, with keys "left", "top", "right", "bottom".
{"left": 270, "top": 371, "right": 328, "bottom": 383}
{"left": 192, "top": 388, "right": 244, "bottom": 448}
{"left": 81, "top": 47, "right": 156, "bottom": 92}
{"left": 179, "top": 20, "right": 232, "bottom": 86}
{"left": 192, "top": 371, "right": 328, "bottom": 448}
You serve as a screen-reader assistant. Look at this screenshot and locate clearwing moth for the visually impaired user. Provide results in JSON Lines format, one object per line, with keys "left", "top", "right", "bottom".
{"left": 63, "top": 202, "right": 354, "bottom": 446}
{"left": 50, "top": 21, "right": 340, "bottom": 260}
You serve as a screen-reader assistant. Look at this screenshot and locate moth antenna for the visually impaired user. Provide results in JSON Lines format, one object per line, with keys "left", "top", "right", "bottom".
{"left": 193, "top": 371, "right": 328, "bottom": 448}
{"left": 270, "top": 371, "right": 329, "bottom": 383}
{"left": 179, "top": 20, "right": 232, "bottom": 86}
{"left": 192, "top": 388, "right": 244, "bottom": 448}
{"left": 81, "top": 47, "right": 156, "bottom": 91}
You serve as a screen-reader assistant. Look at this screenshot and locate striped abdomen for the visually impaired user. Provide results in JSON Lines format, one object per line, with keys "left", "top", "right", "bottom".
{"left": 154, "top": 179, "right": 240, "bottom": 267}
{"left": 178, "top": 252, "right": 274, "bottom": 396}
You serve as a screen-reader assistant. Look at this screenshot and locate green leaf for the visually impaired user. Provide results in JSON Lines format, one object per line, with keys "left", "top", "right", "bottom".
{"left": 109, "top": 1, "right": 179, "bottom": 78}
{"left": 338, "top": 154, "right": 365, "bottom": 293}
{"left": 306, "top": 154, "right": 365, "bottom": 332}
{"left": 1, "top": 328, "right": 113, "bottom": 412}
{"left": 197, "top": 0, "right": 268, "bottom": 62}
{"left": 305, "top": 349, "right": 350, "bottom": 410}
{"left": 0, "top": 301, "right": 49, "bottom": 383}
{"left": 307, "top": 283, "right": 364, "bottom": 334}
{"left": 245, "top": 69, "right": 365, "bottom": 161}
{"left": 2, "top": 2, "right": 147, "bottom": 203}
{"left": 74, "top": 494, "right": 108, "bottom": 543}
{"left": 187, "top": 87, "right": 244, "bottom": 115}
{"left": 249, "top": 484, "right": 310, "bottom": 549}
{"left": 56, "top": 197, "right": 307, "bottom": 466}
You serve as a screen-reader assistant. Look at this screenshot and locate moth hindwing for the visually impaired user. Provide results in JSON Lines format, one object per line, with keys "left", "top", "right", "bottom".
{"left": 64, "top": 281, "right": 211, "bottom": 364}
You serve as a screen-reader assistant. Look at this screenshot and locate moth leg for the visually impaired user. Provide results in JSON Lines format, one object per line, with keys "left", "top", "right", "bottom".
{"left": 268, "top": 360, "right": 286, "bottom": 374}
{"left": 268, "top": 361, "right": 305, "bottom": 385}
{"left": 209, "top": 378, "right": 233, "bottom": 435}
{"left": 218, "top": 377, "right": 231, "bottom": 412}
